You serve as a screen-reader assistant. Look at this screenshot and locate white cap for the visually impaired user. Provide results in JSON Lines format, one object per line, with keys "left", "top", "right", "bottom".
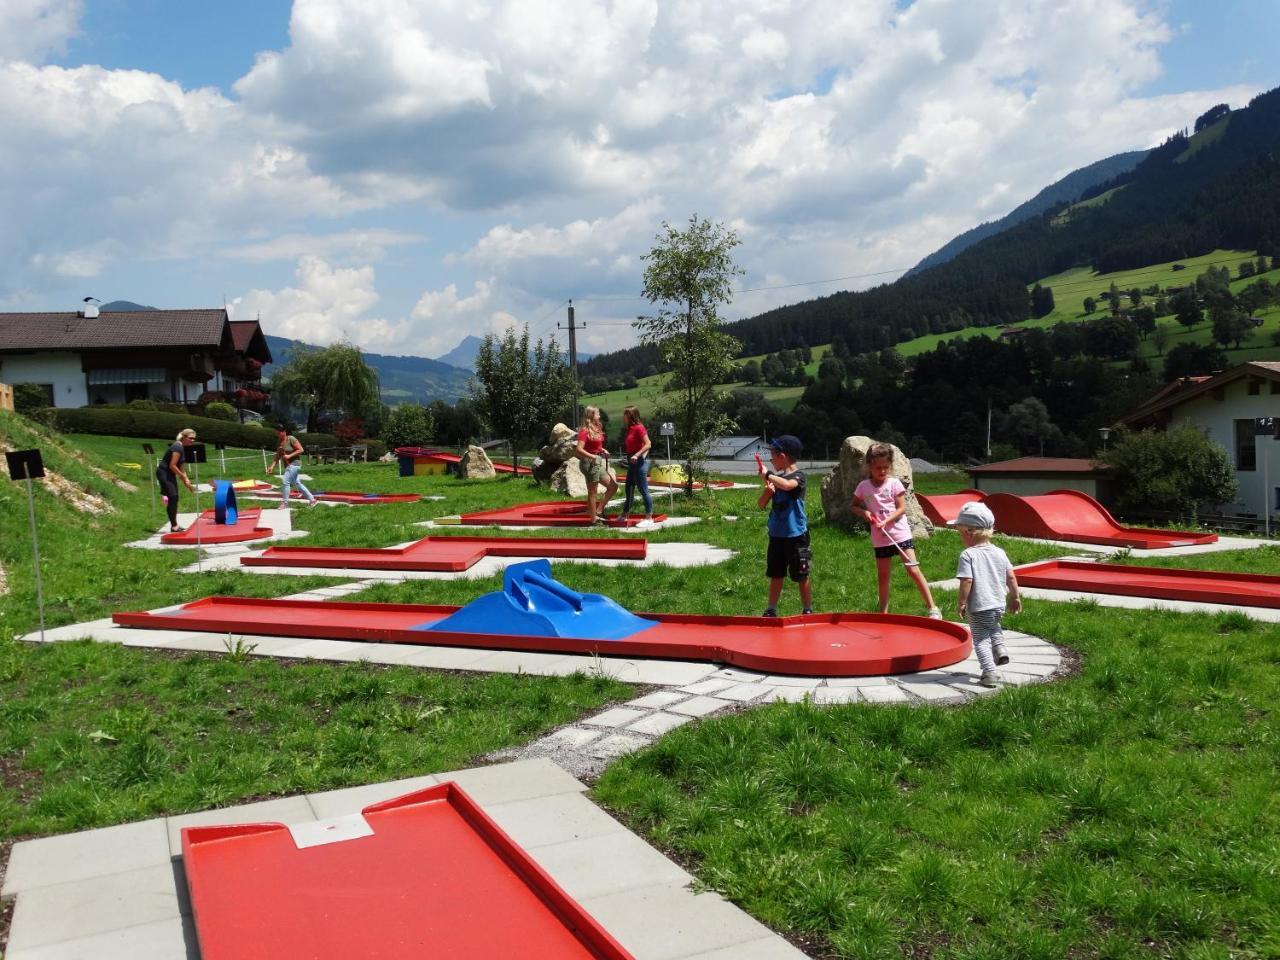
{"left": 948, "top": 501, "right": 995, "bottom": 529}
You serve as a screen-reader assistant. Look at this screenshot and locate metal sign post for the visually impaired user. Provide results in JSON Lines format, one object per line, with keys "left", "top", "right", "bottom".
{"left": 6, "top": 449, "right": 47, "bottom": 643}
{"left": 1258, "top": 418, "right": 1276, "bottom": 538}
{"left": 659, "top": 422, "right": 675, "bottom": 512}
{"left": 186, "top": 443, "right": 208, "bottom": 572}
{"left": 142, "top": 443, "right": 156, "bottom": 515}
{"left": 216, "top": 441, "right": 227, "bottom": 476}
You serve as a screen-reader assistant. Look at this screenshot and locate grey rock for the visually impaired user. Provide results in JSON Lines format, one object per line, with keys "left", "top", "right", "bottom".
{"left": 820, "top": 436, "right": 933, "bottom": 538}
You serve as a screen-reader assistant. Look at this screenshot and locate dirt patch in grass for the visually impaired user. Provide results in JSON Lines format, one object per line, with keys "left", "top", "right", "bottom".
{"left": 0, "top": 561, "right": 6, "bottom": 597}
{"left": 0, "top": 755, "right": 40, "bottom": 806}
{"left": 0, "top": 879, "right": 12, "bottom": 954}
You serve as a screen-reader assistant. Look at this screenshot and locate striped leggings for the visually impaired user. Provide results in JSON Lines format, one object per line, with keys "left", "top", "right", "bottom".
{"left": 968, "top": 607, "right": 1006, "bottom": 674}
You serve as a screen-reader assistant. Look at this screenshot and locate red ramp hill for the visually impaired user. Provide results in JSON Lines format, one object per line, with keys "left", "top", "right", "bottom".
{"left": 917, "top": 489, "right": 985, "bottom": 527}
{"left": 984, "top": 490, "right": 1216, "bottom": 549}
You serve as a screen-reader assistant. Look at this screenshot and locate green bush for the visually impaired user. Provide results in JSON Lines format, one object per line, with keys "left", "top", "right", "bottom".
{"left": 127, "top": 398, "right": 157, "bottom": 411}
{"left": 383, "top": 404, "right": 434, "bottom": 449}
{"left": 297, "top": 432, "right": 338, "bottom": 453}
{"left": 49, "top": 408, "right": 278, "bottom": 449}
{"left": 1107, "top": 422, "right": 1239, "bottom": 517}
{"left": 363, "top": 439, "right": 388, "bottom": 460}
{"left": 203, "top": 401, "right": 236, "bottom": 421}
{"left": 12, "top": 384, "right": 51, "bottom": 415}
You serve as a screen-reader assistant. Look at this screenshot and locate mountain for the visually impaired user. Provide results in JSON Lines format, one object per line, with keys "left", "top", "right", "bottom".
{"left": 584, "top": 85, "right": 1280, "bottom": 377}
{"left": 904, "top": 150, "right": 1148, "bottom": 277}
{"left": 264, "top": 335, "right": 472, "bottom": 405}
{"left": 434, "top": 335, "right": 485, "bottom": 369}
{"left": 100, "top": 300, "right": 158, "bottom": 311}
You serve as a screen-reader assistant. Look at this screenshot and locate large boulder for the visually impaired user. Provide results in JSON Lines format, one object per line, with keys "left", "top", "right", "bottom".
{"left": 459, "top": 444, "right": 496, "bottom": 480}
{"left": 820, "top": 436, "right": 934, "bottom": 539}
{"left": 549, "top": 457, "right": 587, "bottom": 497}
{"left": 533, "top": 422, "right": 581, "bottom": 486}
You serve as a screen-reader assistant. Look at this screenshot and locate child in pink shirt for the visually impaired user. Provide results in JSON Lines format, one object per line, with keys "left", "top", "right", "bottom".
{"left": 851, "top": 443, "right": 941, "bottom": 618}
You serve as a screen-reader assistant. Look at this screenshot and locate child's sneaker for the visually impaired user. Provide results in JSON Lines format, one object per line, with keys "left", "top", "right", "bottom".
{"left": 993, "top": 642, "right": 1009, "bottom": 665}
{"left": 762, "top": 607, "right": 778, "bottom": 618}
{"left": 979, "top": 671, "right": 1000, "bottom": 688}
{"left": 802, "top": 607, "right": 814, "bottom": 615}
{"left": 591, "top": 516, "right": 607, "bottom": 526}
{"left": 636, "top": 517, "right": 655, "bottom": 528}
{"left": 927, "top": 607, "right": 943, "bottom": 620}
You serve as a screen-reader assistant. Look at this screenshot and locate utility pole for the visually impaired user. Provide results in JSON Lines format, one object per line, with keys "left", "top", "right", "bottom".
{"left": 559, "top": 300, "right": 581, "bottom": 428}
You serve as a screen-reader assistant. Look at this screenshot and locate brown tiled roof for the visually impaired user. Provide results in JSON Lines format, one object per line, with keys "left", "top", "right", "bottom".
{"left": 1119, "top": 361, "right": 1280, "bottom": 426}
{"left": 229, "top": 320, "right": 273, "bottom": 363}
{"left": 968, "top": 457, "right": 1107, "bottom": 474}
{"left": 0, "top": 309, "right": 231, "bottom": 352}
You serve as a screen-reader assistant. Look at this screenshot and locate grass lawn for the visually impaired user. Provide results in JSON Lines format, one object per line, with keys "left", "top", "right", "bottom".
{"left": 3, "top": 414, "right": 1280, "bottom": 957}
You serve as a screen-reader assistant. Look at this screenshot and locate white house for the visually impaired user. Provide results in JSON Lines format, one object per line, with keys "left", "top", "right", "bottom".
{"left": 0, "top": 307, "right": 270, "bottom": 407}
{"left": 1119, "top": 361, "right": 1280, "bottom": 522}
{"left": 706, "top": 435, "right": 771, "bottom": 461}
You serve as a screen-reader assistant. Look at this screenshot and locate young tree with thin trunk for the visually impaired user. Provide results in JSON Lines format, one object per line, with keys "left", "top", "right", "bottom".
{"left": 635, "top": 216, "right": 743, "bottom": 491}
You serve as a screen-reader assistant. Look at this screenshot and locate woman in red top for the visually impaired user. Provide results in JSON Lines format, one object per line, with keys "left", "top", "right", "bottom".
{"left": 620, "top": 405, "right": 655, "bottom": 527}
{"left": 575, "top": 406, "right": 618, "bottom": 525}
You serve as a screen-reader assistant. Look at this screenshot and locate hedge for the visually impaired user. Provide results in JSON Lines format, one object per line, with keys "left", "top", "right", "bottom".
{"left": 50, "top": 408, "right": 279, "bottom": 449}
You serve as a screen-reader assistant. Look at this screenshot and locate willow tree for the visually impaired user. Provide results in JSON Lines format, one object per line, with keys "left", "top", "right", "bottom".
{"left": 635, "top": 215, "right": 742, "bottom": 489}
{"left": 268, "top": 341, "right": 380, "bottom": 432}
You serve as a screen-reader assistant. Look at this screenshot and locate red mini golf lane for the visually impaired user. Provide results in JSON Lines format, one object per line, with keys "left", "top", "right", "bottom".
{"left": 182, "top": 782, "right": 633, "bottom": 960}
{"left": 273, "top": 489, "right": 421, "bottom": 504}
{"left": 917, "top": 489, "right": 986, "bottom": 526}
{"left": 983, "top": 489, "right": 1216, "bottom": 549}
{"left": 113, "top": 598, "right": 971, "bottom": 676}
{"left": 395, "top": 446, "right": 533, "bottom": 475}
{"left": 458, "top": 501, "right": 667, "bottom": 528}
{"left": 160, "top": 508, "right": 273, "bottom": 545}
{"left": 243, "top": 534, "right": 647, "bottom": 572}
{"left": 1016, "top": 559, "right": 1280, "bottom": 609}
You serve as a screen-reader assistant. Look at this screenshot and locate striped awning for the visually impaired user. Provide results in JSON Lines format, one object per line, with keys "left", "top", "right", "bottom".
{"left": 86, "top": 368, "right": 166, "bottom": 385}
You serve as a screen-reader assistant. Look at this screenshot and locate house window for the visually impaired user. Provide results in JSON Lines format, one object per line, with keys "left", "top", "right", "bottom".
{"left": 1234, "top": 419, "right": 1256, "bottom": 471}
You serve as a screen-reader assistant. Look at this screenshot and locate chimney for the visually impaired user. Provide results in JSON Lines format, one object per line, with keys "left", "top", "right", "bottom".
{"left": 79, "top": 296, "right": 100, "bottom": 319}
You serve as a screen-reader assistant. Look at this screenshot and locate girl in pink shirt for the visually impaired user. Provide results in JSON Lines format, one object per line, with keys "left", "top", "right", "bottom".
{"left": 851, "top": 443, "right": 941, "bottom": 618}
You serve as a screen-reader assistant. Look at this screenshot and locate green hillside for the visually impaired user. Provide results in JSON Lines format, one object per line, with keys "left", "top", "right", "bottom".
{"left": 585, "top": 249, "right": 1280, "bottom": 428}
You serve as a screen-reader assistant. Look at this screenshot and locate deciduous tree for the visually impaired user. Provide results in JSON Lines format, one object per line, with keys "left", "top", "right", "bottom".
{"left": 635, "top": 215, "right": 743, "bottom": 489}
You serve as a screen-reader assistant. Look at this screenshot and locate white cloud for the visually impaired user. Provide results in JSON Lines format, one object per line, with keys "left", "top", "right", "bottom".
{"left": 2, "top": 0, "right": 1269, "bottom": 358}
{"left": 230, "top": 256, "right": 380, "bottom": 345}
{"left": 223, "top": 229, "right": 425, "bottom": 263}
{"left": 0, "top": 0, "right": 81, "bottom": 63}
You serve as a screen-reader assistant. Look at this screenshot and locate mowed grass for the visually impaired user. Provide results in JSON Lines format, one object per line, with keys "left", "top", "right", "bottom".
{"left": 596, "top": 581, "right": 1280, "bottom": 959}
{"left": 4, "top": 417, "right": 1280, "bottom": 957}
{"left": 0, "top": 413, "right": 631, "bottom": 848}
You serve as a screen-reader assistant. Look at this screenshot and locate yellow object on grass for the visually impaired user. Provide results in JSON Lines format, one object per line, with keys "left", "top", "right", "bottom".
{"left": 649, "top": 463, "right": 688, "bottom": 485}
{"left": 115, "top": 462, "right": 141, "bottom": 470}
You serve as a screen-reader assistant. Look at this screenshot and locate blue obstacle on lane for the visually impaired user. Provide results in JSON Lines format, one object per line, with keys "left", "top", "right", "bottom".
{"left": 419, "top": 559, "right": 657, "bottom": 641}
{"left": 214, "top": 481, "right": 239, "bottom": 525}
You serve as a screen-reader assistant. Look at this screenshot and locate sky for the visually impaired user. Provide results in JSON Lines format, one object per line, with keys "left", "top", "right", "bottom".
{"left": 1, "top": 0, "right": 1275, "bottom": 360}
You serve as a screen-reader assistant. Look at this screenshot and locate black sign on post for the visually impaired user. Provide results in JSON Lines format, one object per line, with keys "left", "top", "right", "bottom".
{"left": 184, "top": 443, "right": 208, "bottom": 464}
{"left": 5, "top": 449, "right": 45, "bottom": 481}
{"left": 141, "top": 443, "right": 155, "bottom": 456}
{"left": 1257, "top": 417, "right": 1278, "bottom": 439}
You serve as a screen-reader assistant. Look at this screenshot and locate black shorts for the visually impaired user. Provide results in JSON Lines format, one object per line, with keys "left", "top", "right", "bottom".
{"left": 873, "top": 538, "right": 914, "bottom": 559}
{"left": 767, "top": 532, "right": 811, "bottom": 581}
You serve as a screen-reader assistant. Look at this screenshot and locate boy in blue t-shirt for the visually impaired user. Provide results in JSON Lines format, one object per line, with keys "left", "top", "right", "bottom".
{"left": 756, "top": 435, "right": 812, "bottom": 616}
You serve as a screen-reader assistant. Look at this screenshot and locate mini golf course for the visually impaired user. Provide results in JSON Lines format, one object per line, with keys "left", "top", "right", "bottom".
{"left": 242, "top": 534, "right": 647, "bottom": 572}
{"left": 981, "top": 490, "right": 1216, "bottom": 548}
{"left": 114, "top": 560, "right": 970, "bottom": 676}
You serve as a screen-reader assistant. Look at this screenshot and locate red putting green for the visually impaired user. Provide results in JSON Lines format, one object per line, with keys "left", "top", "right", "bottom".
{"left": 1015, "top": 558, "right": 1280, "bottom": 609}
{"left": 160, "top": 508, "right": 273, "bottom": 545}
{"left": 453, "top": 501, "right": 666, "bottom": 528}
{"left": 182, "top": 782, "right": 633, "bottom": 960}
{"left": 113, "top": 597, "right": 970, "bottom": 677}
{"left": 242, "top": 534, "right": 647, "bottom": 572}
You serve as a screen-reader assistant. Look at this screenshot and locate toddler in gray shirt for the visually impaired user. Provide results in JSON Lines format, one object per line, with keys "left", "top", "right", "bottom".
{"left": 949, "top": 501, "right": 1021, "bottom": 687}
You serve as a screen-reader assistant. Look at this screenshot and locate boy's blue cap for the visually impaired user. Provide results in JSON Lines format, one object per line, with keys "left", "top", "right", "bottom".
{"left": 769, "top": 435, "right": 802, "bottom": 458}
